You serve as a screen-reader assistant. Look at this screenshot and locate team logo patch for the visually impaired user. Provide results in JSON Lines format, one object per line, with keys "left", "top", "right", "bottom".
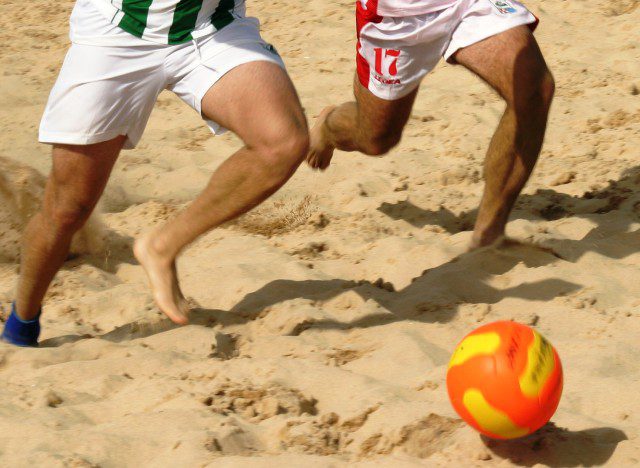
{"left": 488, "top": 0, "right": 517, "bottom": 14}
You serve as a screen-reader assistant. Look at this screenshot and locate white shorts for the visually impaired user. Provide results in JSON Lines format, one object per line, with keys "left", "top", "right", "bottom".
{"left": 356, "top": 0, "right": 538, "bottom": 100}
{"left": 39, "top": 1, "right": 285, "bottom": 149}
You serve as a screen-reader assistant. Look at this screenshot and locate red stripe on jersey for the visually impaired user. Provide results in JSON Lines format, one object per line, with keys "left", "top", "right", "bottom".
{"left": 356, "top": 0, "right": 383, "bottom": 89}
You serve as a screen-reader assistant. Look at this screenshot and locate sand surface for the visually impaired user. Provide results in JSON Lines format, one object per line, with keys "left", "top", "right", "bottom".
{"left": 0, "top": 0, "right": 639, "bottom": 466}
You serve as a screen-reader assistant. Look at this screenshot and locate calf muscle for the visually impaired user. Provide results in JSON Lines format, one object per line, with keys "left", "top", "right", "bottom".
{"left": 134, "top": 61, "right": 309, "bottom": 324}
{"left": 15, "top": 137, "right": 124, "bottom": 320}
{"left": 454, "top": 26, "right": 554, "bottom": 247}
{"left": 306, "top": 77, "right": 417, "bottom": 169}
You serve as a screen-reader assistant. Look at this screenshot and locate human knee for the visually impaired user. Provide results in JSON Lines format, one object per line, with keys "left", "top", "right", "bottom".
{"left": 358, "top": 132, "right": 401, "bottom": 156}
{"left": 46, "top": 195, "right": 94, "bottom": 232}
{"left": 538, "top": 69, "right": 556, "bottom": 108}
{"left": 257, "top": 127, "right": 309, "bottom": 178}
{"left": 510, "top": 67, "right": 555, "bottom": 112}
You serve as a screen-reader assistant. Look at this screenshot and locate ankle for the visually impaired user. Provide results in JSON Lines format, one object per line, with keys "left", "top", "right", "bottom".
{"left": 1, "top": 302, "right": 41, "bottom": 347}
{"left": 321, "top": 107, "right": 338, "bottom": 140}
{"left": 472, "top": 224, "right": 505, "bottom": 248}
{"left": 14, "top": 302, "right": 41, "bottom": 322}
{"left": 139, "top": 232, "right": 178, "bottom": 262}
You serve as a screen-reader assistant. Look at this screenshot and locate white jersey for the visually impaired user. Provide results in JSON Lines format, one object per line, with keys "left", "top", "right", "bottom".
{"left": 360, "top": 0, "right": 459, "bottom": 17}
{"left": 87, "top": 0, "right": 244, "bottom": 44}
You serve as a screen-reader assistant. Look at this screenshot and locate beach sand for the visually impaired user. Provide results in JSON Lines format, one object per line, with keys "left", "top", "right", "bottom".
{"left": 0, "top": 0, "right": 639, "bottom": 466}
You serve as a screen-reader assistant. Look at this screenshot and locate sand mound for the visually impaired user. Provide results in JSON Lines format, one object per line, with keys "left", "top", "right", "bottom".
{"left": 0, "top": 156, "right": 105, "bottom": 262}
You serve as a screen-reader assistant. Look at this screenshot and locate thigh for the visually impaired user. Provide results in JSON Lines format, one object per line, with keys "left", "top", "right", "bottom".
{"left": 353, "top": 73, "right": 418, "bottom": 143}
{"left": 45, "top": 137, "right": 124, "bottom": 210}
{"left": 452, "top": 26, "right": 549, "bottom": 103}
{"left": 169, "top": 17, "right": 305, "bottom": 145}
{"left": 354, "top": 3, "right": 447, "bottom": 142}
{"left": 199, "top": 61, "right": 306, "bottom": 147}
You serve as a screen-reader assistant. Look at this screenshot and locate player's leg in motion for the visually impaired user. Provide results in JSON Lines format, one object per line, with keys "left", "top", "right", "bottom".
{"left": 15, "top": 137, "right": 125, "bottom": 321}
{"left": 134, "top": 62, "right": 308, "bottom": 324}
{"left": 453, "top": 26, "right": 555, "bottom": 248}
{"left": 307, "top": 75, "right": 417, "bottom": 170}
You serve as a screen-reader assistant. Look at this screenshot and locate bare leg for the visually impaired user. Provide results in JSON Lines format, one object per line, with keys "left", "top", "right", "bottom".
{"left": 453, "top": 26, "right": 555, "bottom": 248}
{"left": 134, "top": 62, "right": 308, "bottom": 324}
{"left": 15, "top": 137, "right": 124, "bottom": 320}
{"left": 307, "top": 75, "right": 418, "bottom": 170}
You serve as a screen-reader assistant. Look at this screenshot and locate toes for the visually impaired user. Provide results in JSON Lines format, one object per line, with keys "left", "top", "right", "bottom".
{"left": 319, "top": 156, "right": 332, "bottom": 170}
{"left": 307, "top": 155, "right": 321, "bottom": 169}
{"left": 156, "top": 295, "right": 189, "bottom": 325}
{"left": 167, "top": 308, "right": 189, "bottom": 325}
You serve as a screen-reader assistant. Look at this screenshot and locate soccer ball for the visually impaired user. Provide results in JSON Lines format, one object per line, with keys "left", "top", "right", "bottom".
{"left": 446, "top": 321, "right": 563, "bottom": 439}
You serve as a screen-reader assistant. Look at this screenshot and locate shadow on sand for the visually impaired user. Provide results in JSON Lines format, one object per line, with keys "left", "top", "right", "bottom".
{"left": 41, "top": 169, "right": 640, "bottom": 345}
{"left": 378, "top": 165, "right": 640, "bottom": 263}
{"left": 483, "top": 422, "right": 628, "bottom": 467}
{"left": 43, "top": 166, "right": 640, "bottom": 347}
{"left": 41, "top": 239, "right": 581, "bottom": 348}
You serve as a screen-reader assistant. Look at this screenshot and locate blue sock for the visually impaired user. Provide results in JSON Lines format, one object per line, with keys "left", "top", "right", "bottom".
{"left": 1, "top": 302, "right": 40, "bottom": 347}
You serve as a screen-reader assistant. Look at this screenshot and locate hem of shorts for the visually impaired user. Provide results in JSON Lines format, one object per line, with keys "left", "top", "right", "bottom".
{"left": 39, "top": 130, "right": 135, "bottom": 149}
{"left": 444, "top": 15, "right": 537, "bottom": 62}
{"left": 365, "top": 81, "right": 421, "bottom": 101}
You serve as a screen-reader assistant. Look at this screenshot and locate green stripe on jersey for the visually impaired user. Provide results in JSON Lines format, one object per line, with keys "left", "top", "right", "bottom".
{"left": 168, "top": 0, "right": 204, "bottom": 44}
{"left": 211, "top": 0, "right": 235, "bottom": 30}
{"left": 119, "top": 0, "right": 154, "bottom": 38}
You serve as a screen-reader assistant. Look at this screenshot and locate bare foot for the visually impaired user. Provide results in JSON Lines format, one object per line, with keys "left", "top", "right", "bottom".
{"left": 134, "top": 235, "right": 190, "bottom": 325}
{"left": 306, "top": 106, "right": 336, "bottom": 170}
{"left": 469, "top": 227, "right": 507, "bottom": 251}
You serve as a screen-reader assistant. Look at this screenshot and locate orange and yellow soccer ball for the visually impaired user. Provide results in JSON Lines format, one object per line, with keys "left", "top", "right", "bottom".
{"left": 446, "top": 321, "right": 563, "bottom": 439}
